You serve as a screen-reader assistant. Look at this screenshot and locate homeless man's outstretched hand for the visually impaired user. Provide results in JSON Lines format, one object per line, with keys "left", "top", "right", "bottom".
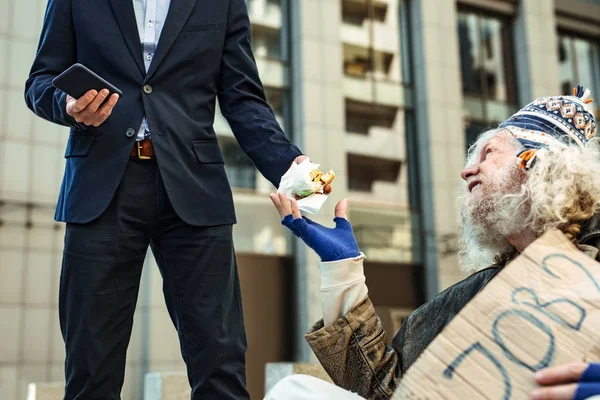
{"left": 532, "top": 362, "right": 600, "bottom": 400}
{"left": 269, "top": 192, "right": 360, "bottom": 262}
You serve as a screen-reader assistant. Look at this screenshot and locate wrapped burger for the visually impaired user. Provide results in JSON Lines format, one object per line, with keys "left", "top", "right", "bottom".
{"left": 277, "top": 159, "right": 335, "bottom": 214}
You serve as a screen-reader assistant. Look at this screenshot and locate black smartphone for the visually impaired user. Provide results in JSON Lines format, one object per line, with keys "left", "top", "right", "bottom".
{"left": 52, "top": 63, "right": 123, "bottom": 101}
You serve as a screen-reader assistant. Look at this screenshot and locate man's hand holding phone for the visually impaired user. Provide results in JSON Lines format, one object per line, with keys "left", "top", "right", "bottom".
{"left": 66, "top": 89, "right": 119, "bottom": 127}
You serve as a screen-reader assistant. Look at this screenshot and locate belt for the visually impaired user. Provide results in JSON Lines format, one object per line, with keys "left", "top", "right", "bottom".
{"left": 130, "top": 139, "right": 155, "bottom": 159}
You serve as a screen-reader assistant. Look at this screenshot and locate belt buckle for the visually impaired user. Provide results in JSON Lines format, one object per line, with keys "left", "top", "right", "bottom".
{"left": 137, "top": 141, "right": 152, "bottom": 160}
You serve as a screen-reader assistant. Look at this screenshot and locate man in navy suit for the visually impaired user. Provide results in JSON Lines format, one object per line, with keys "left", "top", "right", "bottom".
{"left": 25, "top": 0, "right": 322, "bottom": 398}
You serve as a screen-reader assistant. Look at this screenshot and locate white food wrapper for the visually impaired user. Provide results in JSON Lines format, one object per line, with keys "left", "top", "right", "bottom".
{"left": 277, "top": 159, "right": 330, "bottom": 214}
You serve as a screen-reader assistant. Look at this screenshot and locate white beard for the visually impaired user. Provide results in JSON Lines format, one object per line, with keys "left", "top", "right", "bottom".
{"left": 457, "top": 161, "right": 529, "bottom": 272}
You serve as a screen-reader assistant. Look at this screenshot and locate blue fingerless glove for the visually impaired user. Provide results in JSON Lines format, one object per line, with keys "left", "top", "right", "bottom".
{"left": 575, "top": 363, "right": 600, "bottom": 400}
{"left": 281, "top": 215, "right": 360, "bottom": 262}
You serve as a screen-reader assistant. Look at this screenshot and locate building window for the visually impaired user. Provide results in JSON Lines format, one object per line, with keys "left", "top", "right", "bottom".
{"left": 558, "top": 33, "right": 600, "bottom": 113}
{"left": 247, "top": 0, "right": 289, "bottom": 62}
{"left": 458, "top": 10, "right": 517, "bottom": 150}
{"left": 458, "top": 10, "right": 516, "bottom": 102}
{"left": 341, "top": 0, "right": 387, "bottom": 26}
{"left": 345, "top": 100, "right": 397, "bottom": 135}
{"left": 251, "top": 27, "right": 283, "bottom": 60}
{"left": 347, "top": 153, "right": 401, "bottom": 192}
{"left": 465, "top": 121, "right": 494, "bottom": 151}
{"left": 265, "top": 87, "right": 286, "bottom": 121}
{"left": 223, "top": 141, "right": 256, "bottom": 190}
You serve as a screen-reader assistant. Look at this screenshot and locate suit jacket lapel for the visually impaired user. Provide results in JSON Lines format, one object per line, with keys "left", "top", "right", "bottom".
{"left": 108, "top": 0, "right": 145, "bottom": 76}
{"left": 145, "top": 0, "right": 197, "bottom": 81}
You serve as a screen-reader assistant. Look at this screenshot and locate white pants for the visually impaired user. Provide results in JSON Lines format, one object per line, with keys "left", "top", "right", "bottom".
{"left": 264, "top": 375, "right": 366, "bottom": 400}
{"left": 264, "top": 376, "right": 600, "bottom": 400}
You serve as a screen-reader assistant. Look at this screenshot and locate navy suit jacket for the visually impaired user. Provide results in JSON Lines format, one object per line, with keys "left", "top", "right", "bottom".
{"left": 25, "top": 0, "right": 302, "bottom": 226}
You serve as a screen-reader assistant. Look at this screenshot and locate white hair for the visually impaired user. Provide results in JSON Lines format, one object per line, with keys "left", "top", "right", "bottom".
{"left": 456, "top": 129, "right": 600, "bottom": 273}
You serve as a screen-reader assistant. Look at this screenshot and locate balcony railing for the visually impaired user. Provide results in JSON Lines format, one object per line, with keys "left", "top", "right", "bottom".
{"left": 344, "top": 76, "right": 408, "bottom": 107}
{"left": 340, "top": 22, "right": 399, "bottom": 54}
{"left": 345, "top": 131, "right": 405, "bottom": 161}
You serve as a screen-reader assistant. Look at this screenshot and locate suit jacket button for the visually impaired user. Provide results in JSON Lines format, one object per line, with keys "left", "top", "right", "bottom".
{"left": 126, "top": 128, "right": 136, "bottom": 138}
{"left": 143, "top": 85, "right": 153, "bottom": 94}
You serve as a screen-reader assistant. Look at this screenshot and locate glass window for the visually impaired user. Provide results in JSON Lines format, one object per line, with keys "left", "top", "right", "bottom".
{"left": 246, "top": 0, "right": 289, "bottom": 62}
{"left": 223, "top": 141, "right": 256, "bottom": 190}
{"left": 458, "top": 12, "right": 483, "bottom": 97}
{"left": 465, "top": 121, "right": 491, "bottom": 151}
{"left": 458, "top": 10, "right": 515, "bottom": 103}
{"left": 558, "top": 33, "right": 600, "bottom": 107}
{"left": 481, "top": 18, "right": 508, "bottom": 102}
{"left": 251, "top": 27, "right": 282, "bottom": 60}
{"left": 458, "top": 10, "right": 517, "bottom": 152}
{"left": 265, "top": 87, "right": 283, "bottom": 118}
{"left": 264, "top": 87, "right": 291, "bottom": 133}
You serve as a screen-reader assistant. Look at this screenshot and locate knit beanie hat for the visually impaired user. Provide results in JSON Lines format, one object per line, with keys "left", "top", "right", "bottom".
{"left": 499, "top": 85, "right": 596, "bottom": 170}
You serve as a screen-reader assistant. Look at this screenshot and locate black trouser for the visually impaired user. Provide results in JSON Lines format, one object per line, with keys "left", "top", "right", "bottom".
{"left": 59, "top": 158, "right": 249, "bottom": 400}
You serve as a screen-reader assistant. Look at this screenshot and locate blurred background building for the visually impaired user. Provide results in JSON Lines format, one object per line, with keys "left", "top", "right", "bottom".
{"left": 0, "top": 0, "right": 598, "bottom": 398}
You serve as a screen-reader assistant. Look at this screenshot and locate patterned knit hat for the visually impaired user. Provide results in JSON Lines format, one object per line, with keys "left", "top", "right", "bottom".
{"left": 499, "top": 85, "right": 596, "bottom": 170}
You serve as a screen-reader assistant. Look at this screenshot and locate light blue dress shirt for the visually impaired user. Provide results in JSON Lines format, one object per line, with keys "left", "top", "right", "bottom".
{"left": 132, "top": 0, "right": 171, "bottom": 141}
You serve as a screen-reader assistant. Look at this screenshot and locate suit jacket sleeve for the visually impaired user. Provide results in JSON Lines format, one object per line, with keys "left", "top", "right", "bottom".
{"left": 24, "top": 0, "right": 83, "bottom": 130}
{"left": 217, "top": 0, "right": 302, "bottom": 188}
{"left": 305, "top": 296, "right": 404, "bottom": 399}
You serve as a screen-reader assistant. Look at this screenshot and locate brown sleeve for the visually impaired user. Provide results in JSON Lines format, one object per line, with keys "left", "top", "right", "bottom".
{"left": 305, "top": 296, "right": 403, "bottom": 399}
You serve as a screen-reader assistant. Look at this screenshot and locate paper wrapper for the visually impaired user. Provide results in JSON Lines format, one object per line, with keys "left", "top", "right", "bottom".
{"left": 277, "top": 159, "right": 330, "bottom": 214}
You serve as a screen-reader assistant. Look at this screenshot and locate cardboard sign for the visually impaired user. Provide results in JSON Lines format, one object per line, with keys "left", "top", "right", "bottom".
{"left": 393, "top": 230, "right": 600, "bottom": 400}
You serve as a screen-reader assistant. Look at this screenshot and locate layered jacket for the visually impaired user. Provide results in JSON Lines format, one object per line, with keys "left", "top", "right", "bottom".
{"left": 305, "top": 221, "right": 600, "bottom": 399}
